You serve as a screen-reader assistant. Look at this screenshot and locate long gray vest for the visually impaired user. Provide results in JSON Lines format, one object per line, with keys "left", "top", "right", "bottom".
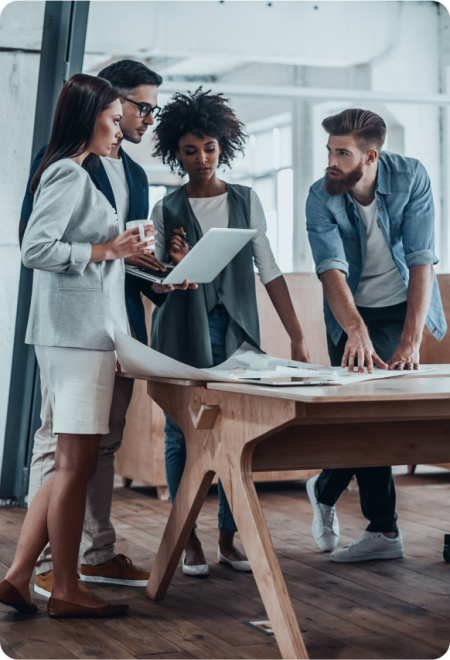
{"left": 151, "top": 184, "right": 261, "bottom": 368}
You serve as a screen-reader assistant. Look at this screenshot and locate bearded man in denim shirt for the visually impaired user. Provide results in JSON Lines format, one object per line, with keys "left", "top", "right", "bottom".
{"left": 305, "top": 108, "right": 447, "bottom": 563}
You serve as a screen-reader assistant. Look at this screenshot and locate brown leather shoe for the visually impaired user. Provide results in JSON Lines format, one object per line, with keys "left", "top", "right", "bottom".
{"left": 80, "top": 554, "right": 149, "bottom": 586}
{"left": 47, "top": 596, "right": 128, "bottom": 618}
{"left": 34, "top": 571, "right": 90, "bottom": 599}
{"left": 0, "top": 579, "right": 38, "bottom": 614}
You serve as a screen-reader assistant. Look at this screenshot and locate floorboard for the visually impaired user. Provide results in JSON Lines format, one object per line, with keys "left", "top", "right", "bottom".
{"left": 0, "top": 467, "right": 449, "bottom": 659}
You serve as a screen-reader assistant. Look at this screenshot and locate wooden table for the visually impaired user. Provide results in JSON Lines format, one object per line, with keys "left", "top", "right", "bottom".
{"left": 144, "top": 367, "right": 450, "bottom": 659}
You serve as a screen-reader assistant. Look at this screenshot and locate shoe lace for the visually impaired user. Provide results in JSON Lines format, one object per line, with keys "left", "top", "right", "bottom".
{"left": 115, "top": 554, "right": 133, "bottom": 568}
{"left": 319, "top": 503, "right": 336, "bottom": 529}
{"left": 354, "top": 532, "right": 379, "bottom": 547}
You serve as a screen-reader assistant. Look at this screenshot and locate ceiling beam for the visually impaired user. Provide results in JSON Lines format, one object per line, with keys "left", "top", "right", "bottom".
{"left": 159, "top": 81, "right": 450, "bottom": 107}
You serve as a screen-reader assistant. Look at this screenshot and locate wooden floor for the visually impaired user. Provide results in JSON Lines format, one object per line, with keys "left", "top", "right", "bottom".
{"left": 1, "top": 468, "right": 450, "bottom": 660}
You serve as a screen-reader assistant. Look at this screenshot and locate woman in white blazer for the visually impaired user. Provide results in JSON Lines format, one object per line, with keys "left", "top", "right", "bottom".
{"left": 0, "top": 74, "right": 155, "bottom": 619}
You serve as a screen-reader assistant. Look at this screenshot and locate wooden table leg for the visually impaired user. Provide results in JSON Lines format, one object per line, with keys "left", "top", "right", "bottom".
{"left": 146, "top": 381, "right": 305, "bottom": 657}
{"left": 146, "top": 464, "right": 215, "bottom": 600}
{"left": 218, "top": 447, "right": 309, "bottom": 660}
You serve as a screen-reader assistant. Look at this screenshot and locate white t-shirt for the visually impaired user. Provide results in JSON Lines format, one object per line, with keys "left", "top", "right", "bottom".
{"left": 101, "top": 156, "right": 130, "bottom": 231}
{"left": 353, "top": 198, "right": 407, "bottom": 308}
{"left": 151, "top": 189, "right": 282, "bottom": 286}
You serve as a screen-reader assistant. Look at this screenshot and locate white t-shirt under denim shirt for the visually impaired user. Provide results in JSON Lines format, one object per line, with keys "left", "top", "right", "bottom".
{"left": 151, "top": 190, "right": 282, "bottom": 286}
{"left": 353, "top": 198, "right": 407, "bottom": 308}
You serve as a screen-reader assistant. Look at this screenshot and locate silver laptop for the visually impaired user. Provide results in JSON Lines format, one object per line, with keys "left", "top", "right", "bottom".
{"left": 125, "top": 227, "right": 256, "bottom": 285}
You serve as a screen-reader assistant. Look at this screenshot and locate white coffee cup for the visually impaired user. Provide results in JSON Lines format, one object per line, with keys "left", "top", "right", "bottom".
{"left": 126, "top": 219, "right": 154, "bottom": 247}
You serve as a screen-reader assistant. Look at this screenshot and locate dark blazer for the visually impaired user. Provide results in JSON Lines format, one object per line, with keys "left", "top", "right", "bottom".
{"left": 20, "top": 146, "right": 166, "bottom": 345}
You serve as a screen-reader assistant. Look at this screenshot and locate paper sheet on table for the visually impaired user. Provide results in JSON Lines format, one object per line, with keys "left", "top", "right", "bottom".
{"left": 114, "top": 330, "right": 443, "bottom": 385}
{"left": 115, "top": 330, "right": 229, "bottom": 381}
{"left": 114, "top": 332, "right": 337, "bottom": 382}
{"left": 205, "top": 342, "right": 337, "bottom": 379}
{"left": 329, "top": 364, "right": 443, "bottom": 385}
{"left": 224, "top": 366, "right": 339, "bottom": 380}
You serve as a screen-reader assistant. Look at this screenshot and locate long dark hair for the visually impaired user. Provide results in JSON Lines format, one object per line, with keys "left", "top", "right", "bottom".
{"left": 31, "top": 73, "right": 120, "bottom": 193}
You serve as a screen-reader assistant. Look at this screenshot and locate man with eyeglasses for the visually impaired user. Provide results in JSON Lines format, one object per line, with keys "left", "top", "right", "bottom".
{"left": 19, "top": 60, "right": 187, "bottom": 599}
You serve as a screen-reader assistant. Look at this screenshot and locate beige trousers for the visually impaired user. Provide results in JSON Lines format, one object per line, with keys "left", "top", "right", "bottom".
{"left": 27, "top": 373, "right": 134, "bottom": 575}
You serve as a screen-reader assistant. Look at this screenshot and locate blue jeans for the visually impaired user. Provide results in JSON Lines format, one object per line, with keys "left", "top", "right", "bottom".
{"left": 164, "top": 305, "right": 237, "bottom": 534}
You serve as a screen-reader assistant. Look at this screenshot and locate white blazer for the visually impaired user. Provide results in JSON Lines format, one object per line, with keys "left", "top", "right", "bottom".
{"left": 22, "top": 158, "right": 129, "bottom": 350}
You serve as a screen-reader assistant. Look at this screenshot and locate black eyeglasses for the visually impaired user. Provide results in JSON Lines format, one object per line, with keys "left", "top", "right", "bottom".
{"left": 124, "top": 97, "right": 161, "bottom": 119}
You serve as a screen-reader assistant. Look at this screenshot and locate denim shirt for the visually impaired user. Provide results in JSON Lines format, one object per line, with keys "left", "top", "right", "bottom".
{"left": 306, "top": 151, "right": 446, "bottom": 346}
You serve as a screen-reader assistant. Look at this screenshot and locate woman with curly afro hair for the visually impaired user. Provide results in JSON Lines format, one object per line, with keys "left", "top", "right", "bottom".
{"left": 150, "top": 88, "right": 310, "bottom": 576}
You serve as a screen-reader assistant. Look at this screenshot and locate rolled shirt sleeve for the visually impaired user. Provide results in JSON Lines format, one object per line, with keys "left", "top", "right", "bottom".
{"left": 21, "top": 162, "right": 92, "bottom": 275}
{"left": 306, "top": 187, "right": 349, "bottom": 278}
{"left": 249, "top": 190, "right": 282, "bottom": 285}
{"left": 402, "top": 160, "right": 439, "bottom": 269}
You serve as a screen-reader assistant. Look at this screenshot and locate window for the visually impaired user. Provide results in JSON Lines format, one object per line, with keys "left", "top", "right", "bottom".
{"left": 222, "top": 117, "right": 294, "bottom": 272}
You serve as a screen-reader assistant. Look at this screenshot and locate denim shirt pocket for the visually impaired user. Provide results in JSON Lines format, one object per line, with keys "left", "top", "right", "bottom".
{"left": 340, "top": 232, "right": 360, "bottom": 261}
{"left": 389, "top": 215, "right": 403, "bottom": 232}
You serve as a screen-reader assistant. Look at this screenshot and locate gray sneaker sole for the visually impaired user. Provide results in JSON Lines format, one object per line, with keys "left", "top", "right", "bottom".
{"left": 330, "top": 549, "right": 404, "bottom": 563}
{"left": 79, "top": 575, "right": 148, "bottom": 586}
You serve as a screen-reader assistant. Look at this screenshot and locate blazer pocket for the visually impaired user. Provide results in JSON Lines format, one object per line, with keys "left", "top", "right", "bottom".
{"left": 57, "top": 264, "right": 103, "bottom": 291}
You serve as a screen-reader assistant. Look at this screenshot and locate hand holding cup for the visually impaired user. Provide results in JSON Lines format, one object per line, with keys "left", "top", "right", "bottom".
{"left": 107, "top": 221, "right": 157, "bottom": 260}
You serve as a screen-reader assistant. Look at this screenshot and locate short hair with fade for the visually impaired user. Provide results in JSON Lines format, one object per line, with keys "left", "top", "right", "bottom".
{"left": 322, "top": 108, "right": 386, "bottom": 153}
{"left": 98, "top": 59, "right": 162, "bottom": 95}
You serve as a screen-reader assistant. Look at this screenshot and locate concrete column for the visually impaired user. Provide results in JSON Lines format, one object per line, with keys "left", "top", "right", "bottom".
{"left": 0, "top": 1, "right": 44, "bottom": 473}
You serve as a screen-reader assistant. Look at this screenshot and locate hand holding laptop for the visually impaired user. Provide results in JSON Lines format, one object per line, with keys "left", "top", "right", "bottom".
{"left": 124, "top": 220, "right": 197, "bottom": 292}
{"left": 151, "top": 279, "right": 198, "bottom": 294}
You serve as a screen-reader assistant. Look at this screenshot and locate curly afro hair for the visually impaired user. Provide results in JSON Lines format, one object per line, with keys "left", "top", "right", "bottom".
{"left": 152, "top": 87, "right": 247, "bottom": 175}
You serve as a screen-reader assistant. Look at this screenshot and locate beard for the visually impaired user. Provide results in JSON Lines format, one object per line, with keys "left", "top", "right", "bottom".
{"left": 324, "top": 160, "right": 364, "bottom": 196}
{"left": 120, "top": 125, "right": 147, "bottom": 145}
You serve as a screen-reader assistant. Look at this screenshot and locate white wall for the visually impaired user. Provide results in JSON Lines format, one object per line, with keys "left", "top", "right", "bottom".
{"left": 0, "top": 1, "right": 44, "bottom": 473}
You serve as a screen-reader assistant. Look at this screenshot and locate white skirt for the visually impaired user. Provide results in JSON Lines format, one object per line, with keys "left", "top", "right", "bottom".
{"left": 35, "top": 345, "right": 116, "bottom": 435}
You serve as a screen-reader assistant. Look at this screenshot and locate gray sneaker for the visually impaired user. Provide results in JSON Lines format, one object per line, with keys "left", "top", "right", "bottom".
{"left": 306, "top": 474, "right": 339, "bottom": 552}
{"left": 330, "top": 530, "right": 404, "bottom": 563}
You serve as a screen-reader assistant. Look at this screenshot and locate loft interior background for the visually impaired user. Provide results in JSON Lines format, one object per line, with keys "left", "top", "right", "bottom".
{"left": 1, "top": 0, "right": 450, "bottom": 473}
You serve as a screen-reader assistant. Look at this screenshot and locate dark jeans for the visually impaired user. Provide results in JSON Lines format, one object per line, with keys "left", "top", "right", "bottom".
{"left": 317, "top": 301, "right": 407, "bottom": 533}
{"left": 164, "top": 305, "right": 237, "bottom": 534}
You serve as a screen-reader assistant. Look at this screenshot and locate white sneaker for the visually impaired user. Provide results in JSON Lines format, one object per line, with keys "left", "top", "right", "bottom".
{"left": 182, "top": 553, "right": 209, "bottom": 576}
{"left": 218, "top": 547, "right": 251, "bottom": 572}
{"left": 330, "top": 530, "right": 404, "bottom": 563}
{"left": 306, "top": 474, "right": 339, "bottom": 552}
